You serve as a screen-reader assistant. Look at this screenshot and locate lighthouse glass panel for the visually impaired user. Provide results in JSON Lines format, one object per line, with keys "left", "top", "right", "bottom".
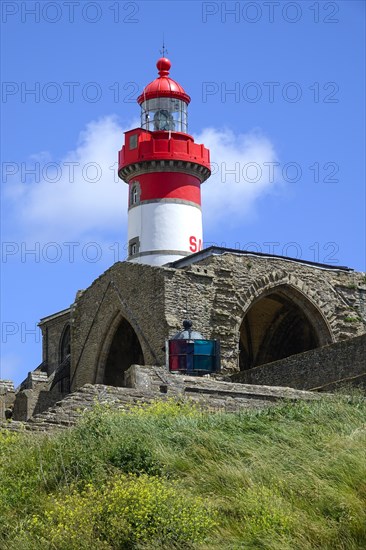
{"left": 141, "top": 98, "right": 188, "bottom": 133}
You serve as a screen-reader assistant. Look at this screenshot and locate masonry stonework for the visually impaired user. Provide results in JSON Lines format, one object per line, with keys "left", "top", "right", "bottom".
{"left": 3, "top": 248, "right": 364, "bottom": 417}
{"left": 63, "top": 250, "right": 366, "bottom": 391}
{"left": 39, "top": 309, "right": 71, "bottom": 377}
{"left": 231, "top": 333, "right": 366, "bottom": 390}
{"left": 71, "top": 261, "right": 168, "bottom": 390}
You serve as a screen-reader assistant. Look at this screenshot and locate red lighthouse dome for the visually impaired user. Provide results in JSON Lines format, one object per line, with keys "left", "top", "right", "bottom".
{"left": 137, "top": 57, "right": 191, "bottom": 104}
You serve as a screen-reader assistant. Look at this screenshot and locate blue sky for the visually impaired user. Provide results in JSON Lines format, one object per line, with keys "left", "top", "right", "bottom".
{"left": 1, "top": 0, "right": 365, "bottom": 385}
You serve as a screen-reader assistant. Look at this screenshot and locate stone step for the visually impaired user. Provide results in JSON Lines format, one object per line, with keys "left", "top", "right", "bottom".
{"left": 1, "top": 369, "right": 325, "bottom": 434}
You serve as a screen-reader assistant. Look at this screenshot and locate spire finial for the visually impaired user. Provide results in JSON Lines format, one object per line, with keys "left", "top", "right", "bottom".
{"left": 160, "top": 35, "right": 168, "bottom": 58}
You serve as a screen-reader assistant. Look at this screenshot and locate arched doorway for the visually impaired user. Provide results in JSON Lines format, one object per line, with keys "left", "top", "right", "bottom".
{"left": 103, "top": 317, "right": 144, "bottom": 386}
{"left": 239, "top": 286, "right": 332, "bottom": 370}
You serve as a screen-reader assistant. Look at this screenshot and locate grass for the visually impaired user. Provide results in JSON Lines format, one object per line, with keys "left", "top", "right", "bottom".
{"left": 0, "top": 393, "right": 365, "bottom": 549}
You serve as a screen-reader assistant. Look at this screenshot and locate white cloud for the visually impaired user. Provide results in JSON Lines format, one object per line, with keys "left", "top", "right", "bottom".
{"left": 4, "top": 119, "right": 280, "bottom": 242}
{"left": 4, "top": 115, "right": 133, "bottom": 242}
{"left": 195, "top": 127, "right": 280, "bottom": 228}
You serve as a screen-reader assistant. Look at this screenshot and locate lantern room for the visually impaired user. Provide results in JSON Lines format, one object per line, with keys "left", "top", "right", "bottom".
{"left": 137, "top": 57, "right": 190, "bottom": 133}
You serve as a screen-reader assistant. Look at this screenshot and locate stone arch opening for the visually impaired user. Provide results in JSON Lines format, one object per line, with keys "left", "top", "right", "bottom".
{"left": 239, "top": 285, "right": 332, "bottom": 370}
{"left": 102, "top": 317, "right": 145, "bottom": 387}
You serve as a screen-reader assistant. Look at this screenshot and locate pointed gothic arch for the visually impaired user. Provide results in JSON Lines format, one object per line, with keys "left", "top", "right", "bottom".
{"left": 95, "top": 312, "right": 145, "bottom": 386}
{"left": 239, "top": 284, "right": 333, "bottom": 371}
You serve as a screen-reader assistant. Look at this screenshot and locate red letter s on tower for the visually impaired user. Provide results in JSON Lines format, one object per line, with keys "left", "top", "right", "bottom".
{"left": 189, "top": 236, "right": 203, "bottom": 252}
{"left": 189, "top": 236, "right": 197, "bottom": 252}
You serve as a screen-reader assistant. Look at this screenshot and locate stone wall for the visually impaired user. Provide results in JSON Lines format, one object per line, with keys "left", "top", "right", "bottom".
{"left": 71, "top": 262, "right": 169, "bottom": 390}
{"left": 231, "top": 334, "right": 366, "bottom": 391}
{"left": 167, "top": 253, "right": 366, "bottom": 373}
{"left": 17, "top": 370, "right": 48, "bottom": 391}
{"left": 39, "top": 309, "right": 71, "bottom": 376}
{"left": 41, "top": 252, "right": 366, "bottom": 391}
{"left": 12, "top": 387, "right": 65, "bottom": 421}
{"left": 0, "top": 381, "right": 15, "bottom": 421}
{"left": 33, "top": 390, "right": 66, "bottom": 416}
{"left": 12, "top": 390, "right": 38, "bottom": 421}
{"left": 1, "top": 367, "right": 324, "bottom": 433}
{"left": 164, "top": 265, "right": 216, "bottom": 340}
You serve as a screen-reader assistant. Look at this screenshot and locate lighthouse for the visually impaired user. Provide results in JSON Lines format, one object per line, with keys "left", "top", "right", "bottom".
{"left": 118, "top": 56, "right": 211, "bottom": 266}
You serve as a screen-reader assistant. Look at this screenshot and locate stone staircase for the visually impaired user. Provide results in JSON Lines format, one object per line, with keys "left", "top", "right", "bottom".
{"left": 0, "top": 385, "right": 159, "bottom": 433}
{"left": 0, "top": 367, "right": 321, "bottom": 434}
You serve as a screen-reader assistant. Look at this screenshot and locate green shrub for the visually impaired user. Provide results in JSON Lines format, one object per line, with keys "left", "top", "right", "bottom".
{"left": 1, "top": 395, "right": 365, "bottom": 549}
{"left": 27, "top": 474, "right": 215, "bottom": 549}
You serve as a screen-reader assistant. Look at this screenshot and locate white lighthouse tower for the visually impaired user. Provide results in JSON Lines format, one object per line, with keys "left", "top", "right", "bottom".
{"left": 118, "top": 56, "right": 211, "bottom": 266}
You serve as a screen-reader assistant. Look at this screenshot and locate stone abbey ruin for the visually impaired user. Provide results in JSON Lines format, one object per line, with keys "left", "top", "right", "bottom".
{"left": 1, "top": 246, "right": 365, "bottom": 430}
{"left": 1, "top": 54, "right": 365, "bottom": 430}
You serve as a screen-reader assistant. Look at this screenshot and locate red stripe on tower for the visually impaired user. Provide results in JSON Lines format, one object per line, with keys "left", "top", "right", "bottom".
{"left": 129, "top": 173, "right": 201, "bottom": 206}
